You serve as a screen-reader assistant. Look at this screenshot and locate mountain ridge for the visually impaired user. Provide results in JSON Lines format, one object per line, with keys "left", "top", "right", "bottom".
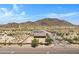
{"left": 0, "top": 18, "right": 75, "bottom": 28}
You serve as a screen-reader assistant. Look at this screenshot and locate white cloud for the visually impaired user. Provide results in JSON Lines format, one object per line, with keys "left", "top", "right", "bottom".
{"left": 13, "top": 4, "right": 19, "bottom": 11}
{"left": 0, "top": 8, "right": 8, "bottom": 13}
{"left": 0, "top": 4, "right": 28, "bottom": 24}
{"left": 47, "top": 12, "right": 79, "bottom": 18}
{"left": 20, "top": 11, "right": 26, "bottom": 16}
{"left": 0, "top": 8, "right": 13, "bottom": 16}
{"left": 0, "top": 4, "right": 24, "bottom": 17}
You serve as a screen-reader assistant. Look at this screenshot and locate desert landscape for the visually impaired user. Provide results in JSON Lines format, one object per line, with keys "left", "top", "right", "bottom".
{"left": 0, "top": 18, "right": 79, "bottom": 54}
{"left": 0, "top": 4, "right": 79, "bottom": 54}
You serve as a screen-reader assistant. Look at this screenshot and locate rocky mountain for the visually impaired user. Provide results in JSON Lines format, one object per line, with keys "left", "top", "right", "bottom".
{"left": 35, "top": 18, "right": 73, "bottom": 26}
{"left": 0, "top": 18, "right": 74, "bottom": 28}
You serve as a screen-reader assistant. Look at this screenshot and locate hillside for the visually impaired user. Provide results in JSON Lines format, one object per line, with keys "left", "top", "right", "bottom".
{"left": 0, "top": 18, "right": 74, "bottom": 28}
{"left": 35, "top": 18, "right": 73, "bottom": 26}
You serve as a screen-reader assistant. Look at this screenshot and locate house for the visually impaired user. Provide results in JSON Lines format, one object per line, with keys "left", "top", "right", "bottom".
{"left": 32, "top": 30, "right": 46, "bottom": 38}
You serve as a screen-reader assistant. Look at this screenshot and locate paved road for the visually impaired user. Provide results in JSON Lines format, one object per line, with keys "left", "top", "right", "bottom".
{"left": 0, "top": 47, "right": 79, "bottom": 54}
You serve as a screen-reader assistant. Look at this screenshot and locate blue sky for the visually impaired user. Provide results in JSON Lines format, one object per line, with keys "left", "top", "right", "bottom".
{"left": 0, "top": 4, "right": 79, "bottom": 25}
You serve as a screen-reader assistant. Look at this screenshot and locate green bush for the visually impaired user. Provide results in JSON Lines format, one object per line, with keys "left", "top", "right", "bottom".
{"left": 45, "top": 38, "right": 53, "bottom": 45}
{"left": 31, "top": 39, "right": 39, "bottom": 48}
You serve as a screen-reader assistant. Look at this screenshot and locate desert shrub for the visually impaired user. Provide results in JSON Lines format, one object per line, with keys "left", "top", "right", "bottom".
{"left": 45, "top": 42, "right": 50, "bottom": 46}
{"left": 66, "top": 33, "right": 69, "bottom": 36}
{"left": 4, "top": 43, "right": 6, "bottom": 46}
{"left": 64, "top": 38, "right": 73, "bottom": 44}
{"left": 73, "top": 37, "right": 79, "bottom": 41}
{"left": 67, "top": 39, "right": 73, "bottom": 43}
{"left": 45, "top": 38, "right": 53, "bottom": 45}
{"left": 40, "top": 42, "right": 43, "bottom": 45}
{"left": 8, "top": 41, "right": 11, "bottom": 46}
{"left": 18, "top": 43, "right": 23, "bottom": 47}
{"left": 7, "top": 33, "right": 15, "bottom": 36}
{"left": 31, "top": 39, "right": 39, "bottom": 48}
{"left": 45, "top": 34, "right": 53, "bottom": 45}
